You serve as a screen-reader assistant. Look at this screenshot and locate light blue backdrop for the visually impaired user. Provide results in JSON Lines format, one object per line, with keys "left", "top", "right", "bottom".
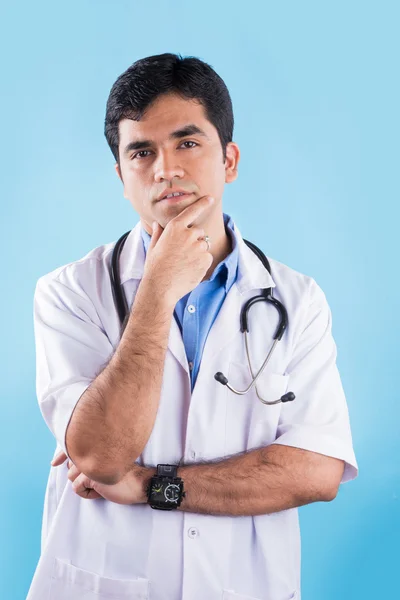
{"left": 1, "top": 1, "right": 398, "bottom": 598}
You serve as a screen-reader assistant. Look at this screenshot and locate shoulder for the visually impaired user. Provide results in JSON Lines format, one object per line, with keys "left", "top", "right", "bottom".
{"left": 265, "top": 256, "right": 329, "bottom": 327}
{"left": 268, "top": 255, "right": 323, "bottom": 297}
{"left": 34, "top": 238, "right": 116, "bottom": 301}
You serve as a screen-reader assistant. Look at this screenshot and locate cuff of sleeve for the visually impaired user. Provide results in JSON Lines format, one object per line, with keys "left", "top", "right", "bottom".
{"left": 271, "top": 425, "right": 359, "bottom": 484}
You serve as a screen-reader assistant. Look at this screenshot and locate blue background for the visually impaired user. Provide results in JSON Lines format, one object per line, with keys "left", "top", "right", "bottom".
{"left": 1, "top": 1, "right": 398, "bottom": 598}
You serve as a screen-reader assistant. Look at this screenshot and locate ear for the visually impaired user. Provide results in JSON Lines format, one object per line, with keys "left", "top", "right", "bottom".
{"left": 115, "top": 163, "right": 127, "bottom": 198}
{"left": 224, "top": 142, "right": 240, "bottom": 184}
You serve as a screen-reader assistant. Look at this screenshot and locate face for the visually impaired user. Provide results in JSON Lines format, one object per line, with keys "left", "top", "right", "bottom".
{"left": 115, "top": 92, "right": 239, "bottom": 234}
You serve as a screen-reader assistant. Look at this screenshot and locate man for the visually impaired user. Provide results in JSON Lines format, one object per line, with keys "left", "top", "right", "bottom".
{"left": 28, "top": 53, "right": 358, "bottom": 600}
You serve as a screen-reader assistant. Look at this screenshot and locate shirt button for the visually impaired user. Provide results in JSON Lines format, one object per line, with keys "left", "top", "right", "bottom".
{"left": 188, "top": 527, "right": 199, "bottom": 539}
{"left": 187, "top": 305, "right": 196, "bottom": 313}
{"left": 188, "top": 361, "right": 193, "bottom": 371}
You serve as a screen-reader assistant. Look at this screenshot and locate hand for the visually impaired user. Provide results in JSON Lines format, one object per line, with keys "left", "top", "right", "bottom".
{"left": 51, "top": 451, "right": 153, "bottom": 504}
{"left": 142, "top": 195, "right": 214, "bottom": 305}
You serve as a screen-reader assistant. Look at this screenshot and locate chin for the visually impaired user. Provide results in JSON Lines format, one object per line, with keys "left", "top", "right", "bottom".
{"left": 159, "top": 203, "right": 191, "bottom": 221}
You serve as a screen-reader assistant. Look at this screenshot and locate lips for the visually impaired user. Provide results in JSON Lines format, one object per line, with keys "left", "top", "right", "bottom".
{"left": 160, "top": 192, "right": 193, "bottom": 204}
{"left": 161, "top": 192, "right": 187, "bottom": 200}
{"left": 157, "top": 188, "right": 193, "bottom": 202}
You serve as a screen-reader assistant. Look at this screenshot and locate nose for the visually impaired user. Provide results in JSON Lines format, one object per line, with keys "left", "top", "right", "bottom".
{"left": 153, "top": 150, "right": 185, "bottom": 183}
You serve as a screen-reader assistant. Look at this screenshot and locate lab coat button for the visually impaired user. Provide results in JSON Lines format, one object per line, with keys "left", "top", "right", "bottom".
{"left": 188, "top": 527, "right": 199, "bottom": 538}
{"left": 190, "top": 450, "right": 196, "bottom": 459}
{"left": 187, "top": 305, "right": 196, "bottom": 313}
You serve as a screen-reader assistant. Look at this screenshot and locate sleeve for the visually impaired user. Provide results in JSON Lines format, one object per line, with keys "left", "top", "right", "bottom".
{"left": 33, "top": 275, "right": 115, "bottom": 459}
{"left": 271, "top": 278, "right": 358, "bottom": 484}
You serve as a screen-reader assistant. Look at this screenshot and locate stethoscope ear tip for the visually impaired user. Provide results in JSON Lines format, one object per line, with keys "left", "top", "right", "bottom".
{"left": 214, "top": 372, "right": 228, "bottom": 385}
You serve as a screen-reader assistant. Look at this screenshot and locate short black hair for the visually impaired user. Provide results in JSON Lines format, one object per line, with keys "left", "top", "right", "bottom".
{"left": 104, "top": 53, "right": 234, "bottom": 169}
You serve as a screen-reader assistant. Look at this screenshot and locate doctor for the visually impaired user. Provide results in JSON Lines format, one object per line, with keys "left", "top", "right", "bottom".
{"left": 28, "top": 53, "right": 358, "bottom": 600}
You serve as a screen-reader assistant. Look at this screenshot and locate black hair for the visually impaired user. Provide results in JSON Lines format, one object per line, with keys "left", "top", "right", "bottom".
{"left": 104, "top": 53, "right": 234, "bottom": 169}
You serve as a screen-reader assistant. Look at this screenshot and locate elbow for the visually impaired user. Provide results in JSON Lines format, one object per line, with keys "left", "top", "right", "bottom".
{"left": 320, "top": 483, "right": 340, "bottom": 502}
{"left": 66, "top": 442, "right": 126, "bottom": 485}
{"left": 65, "top": 431, "right": 143, "bottom": 485}
{"left": 86, "top": 466, "right": 123, "bottom": 486}
{"left": 69, "top": 449, "right": 142, "bottom": 485}
{"left": 320, "top": 460, "right": 345, "bottom": 502}
{"left": 76, "top": 458, "right": 124, "bottom": 485}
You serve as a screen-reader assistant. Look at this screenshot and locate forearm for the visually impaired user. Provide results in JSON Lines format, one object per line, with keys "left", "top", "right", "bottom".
{"left": 174, "top": 444, "right": 342, "bottom": 516}
{"left": 66, "top": 277, "right": 175, "bottom": 484}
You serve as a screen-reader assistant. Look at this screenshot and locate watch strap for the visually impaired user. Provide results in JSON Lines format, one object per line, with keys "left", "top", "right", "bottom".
{"left": 157, "top": 464, "right": 178, "bottom": 478}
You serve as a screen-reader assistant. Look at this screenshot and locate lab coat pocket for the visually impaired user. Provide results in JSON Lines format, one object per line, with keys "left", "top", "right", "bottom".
{"left": 225, "top": 362, "right": 290, "bottom": 454}
{"left": 49, "top": 557, "right": 149, "bottom": 599}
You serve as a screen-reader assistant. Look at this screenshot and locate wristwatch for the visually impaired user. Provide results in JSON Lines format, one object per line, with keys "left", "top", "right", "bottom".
{"left": 146, "top": 464, "right": 186, "bottom": 510}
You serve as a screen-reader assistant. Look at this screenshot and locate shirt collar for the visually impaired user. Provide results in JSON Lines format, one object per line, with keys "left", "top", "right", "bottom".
{"left": 140, "top": 212, "right": 238, "bottom": 292}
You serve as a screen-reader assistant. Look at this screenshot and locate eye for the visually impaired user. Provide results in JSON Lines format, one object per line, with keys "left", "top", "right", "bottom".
{"left": 180, "top": 141, "right": 198, "bottom": 149}
{"left": 132, "top": 150, "right": 152, "bottom": 160}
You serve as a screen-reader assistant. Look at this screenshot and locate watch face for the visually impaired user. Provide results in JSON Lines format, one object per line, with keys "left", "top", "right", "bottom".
{"left": 150, "top": 483, "right": 165, "bottom": 501}
{"left": 148, "top": 477, "right": 184, "bottom": 510}
{"left": 164, "top": 483, "right": 180, "bottom": 503}
{"left": 150, "top": 481, "right": 181, "bottom": 505}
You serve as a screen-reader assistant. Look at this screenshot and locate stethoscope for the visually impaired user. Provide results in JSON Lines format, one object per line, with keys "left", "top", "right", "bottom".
{"left": 111, "top": 231, "right": 295, "bottom": 406}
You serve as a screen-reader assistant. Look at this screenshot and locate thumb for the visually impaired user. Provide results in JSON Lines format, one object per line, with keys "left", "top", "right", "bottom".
{"left": 148, "top": 221, "right": 163, "bottom": 251}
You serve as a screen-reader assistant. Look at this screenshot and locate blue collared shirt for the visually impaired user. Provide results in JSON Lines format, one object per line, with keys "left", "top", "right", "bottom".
{"left": 141, "top": 212, "right": 239, "bottom": 391}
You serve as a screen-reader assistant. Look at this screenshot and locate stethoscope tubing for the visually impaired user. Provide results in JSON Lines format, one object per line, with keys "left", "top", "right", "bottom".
{"left": 110, "top": 229, "right": 295, "bottom": 405}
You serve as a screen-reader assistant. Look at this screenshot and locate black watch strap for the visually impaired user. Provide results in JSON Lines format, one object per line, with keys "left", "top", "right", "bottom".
{"left": 157, "top": 464, "right": 178, "bottom": 478}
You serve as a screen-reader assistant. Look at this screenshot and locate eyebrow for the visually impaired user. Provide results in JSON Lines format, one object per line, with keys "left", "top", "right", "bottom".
{"left": 123, "top": 124, "right": 209, "bottom": 156}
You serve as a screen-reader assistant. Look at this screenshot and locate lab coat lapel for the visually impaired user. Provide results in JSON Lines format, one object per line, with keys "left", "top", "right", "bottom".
{"left": 119, "top": 221, "right": 189, "bottom": 375}
{"left": 200, "top": 223, "right": 276, "bottom": 366}
{"left": 167, "top": 316, "right": 190, "bottom": 374}
{"left": 199, "top": 283, "right": 242, "bottom": 367}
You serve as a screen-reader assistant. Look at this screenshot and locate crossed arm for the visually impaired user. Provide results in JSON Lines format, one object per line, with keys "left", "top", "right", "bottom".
{"left": 176, "top": 443, "right": 344, "bottom": 516}
{"left": 44, "top": 273, "right": 346, "bottom": 515}
{"left": 54, "top": 442, "right": 344, "bottom": 517}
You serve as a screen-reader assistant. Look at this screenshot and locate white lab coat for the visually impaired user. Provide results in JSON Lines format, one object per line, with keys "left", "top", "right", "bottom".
{"left": 27, "top": 219, "right": 358, "bottom": 600}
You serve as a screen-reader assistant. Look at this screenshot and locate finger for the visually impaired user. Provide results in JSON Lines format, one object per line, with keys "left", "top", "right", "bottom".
{"left": 188, "top": 227, "right": 205, "bottom": 241}
{"left": 71, "top": 473, "right": 101, "bottom": 499}
{"left": 148, "top": 221, "right": 164, "bottom": 251}
{"left": 173, "top": 195, "right": 214, "bottom": 228}
{"left": 51, "top": 451, "right": 68, "bottom": 466}
{"left": 67, "top": 464, "right": 81, "bottom": 483}
{"left": 74, "top": 483, "right": 102, "bottom": 499}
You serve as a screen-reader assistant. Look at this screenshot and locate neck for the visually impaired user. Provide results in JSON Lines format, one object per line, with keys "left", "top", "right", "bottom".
{"left": 201, "top": 212, "right": 232, "bottom": 282}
